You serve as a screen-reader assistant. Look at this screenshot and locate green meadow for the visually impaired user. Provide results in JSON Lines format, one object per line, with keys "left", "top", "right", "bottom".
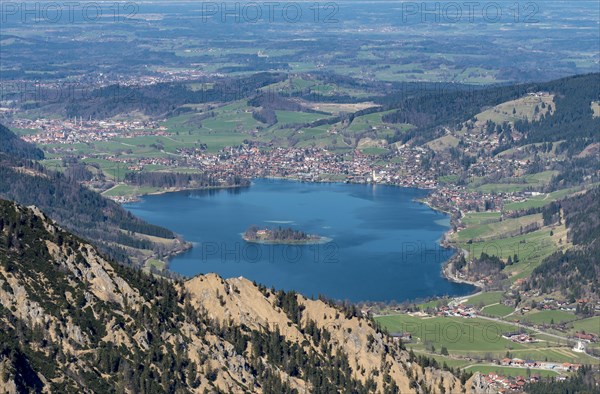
{"left": 464, "top": 291, "right": 505, "bottom": 307}
{"left": 482, "top": 304, "right": 515, "bottom": 318}
{"left": 460, "top": 212, "right": 502, "bottom": 226}
{"left": 503, "top": 187, "right": 582, "bottom": 211}
{"left": 464, "top": 365, "right": 558, "bottom": 378}
{"left": 275, "top": 110, "right": 330, "bottom": 125}
{"left": 376, "top": 314, "right": 528, "bottom": 353}
{"left": 375, "top": 313, "right": 597, "bottom": 364}
{"left": 102, "top": 184, "right": 163, "bottom": 197}
{"left": 451, "top": 210, "right": 569, "bottom": 283}
{"left": 471, "top": 171, "right": 558, "bottom": 193}
{"left": 521, "top": 310, "right": 578, "bottom": 326}
{"left": 455, "top": 214, "right": 542, "bottom": 242}
{"left": 567, "top": 316, "right": 600, "bottom": 336}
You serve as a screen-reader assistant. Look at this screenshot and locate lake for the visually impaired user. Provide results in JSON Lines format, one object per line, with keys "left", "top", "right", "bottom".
{"left": 125, "top": 179, "right": 475, "bottom": 302}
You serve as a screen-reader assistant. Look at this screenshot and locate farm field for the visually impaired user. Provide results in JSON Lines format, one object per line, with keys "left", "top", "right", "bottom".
{"left": 427, "top": 355, "right": 472, "bottom": 369}
{"left": 521, "top": 310, "right": 578, "bottom": 325}
{"left": 482, "top": 304, "right": 515, "bottom": 318}
{"left": 102, "top": 184, "right": 163, "bottom": 197}
{"left": 375, "top": 314, "right": 530, "bottom": 353}
{"left": 426, "top": 135, "right": 460, "bottom": 151}
{"left": 471, "top": 171, "right": 559, "bottom": 193}
{"left": 375, "top": 313, "right": 598, "bottom": 364}
{"left": 567, "top": 316, "right": 600, "bottom": 336}
{"left": 464, "top": 365, "right": 559, "bottom": 378}
{"left": 463, "top": 292, "right": 505, "bottom": 307}
{"left": 416, "top": 299, "right": 448, "bottom": 311}
{"left": 474, "top": 94, "right": 555, "bottom": 124}
{"left": 274, "top": 110, "right": 330, "bottom": 125}
{"left": 506, "top": 347, "right": 598, "bottom": 364}
{"left": 144, "top": 258, "right": 167, "bottom": 272}
{"left": 460, "top": 212, "right": 502, "bottom": 227}
{"left": 360, "top": 147, "right": 390, "bottom": 155}
{"left": 455, "top": 213, "right": 542, "bottom": 243}
{"left": 503, "top": 187, "right": 582, "bottom": 211}
{"left": 452, "top": 223, "right": 568, "bottom": 283}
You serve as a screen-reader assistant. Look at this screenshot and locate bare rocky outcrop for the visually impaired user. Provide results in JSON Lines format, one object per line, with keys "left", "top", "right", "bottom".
{"left": 185, "top": 274, "right": 491, "bottom": 394}
{"left": 0, "top": 201, "right": 495, "bottom": 393}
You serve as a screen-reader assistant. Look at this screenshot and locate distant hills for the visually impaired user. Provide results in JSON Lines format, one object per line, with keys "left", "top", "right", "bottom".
{"left": 382, "top": 73, "right": 600, "bottom": 150}
{"left": 0, "top": 123, "right": 184, "bottom": 265}
{"left": 0, "top": 71, "right": 599, "bottom": 391}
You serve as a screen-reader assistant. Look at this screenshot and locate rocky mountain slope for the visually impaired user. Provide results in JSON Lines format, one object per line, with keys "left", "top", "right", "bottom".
{"left": 0, "top": 199, "right": 493, "bottom": 393}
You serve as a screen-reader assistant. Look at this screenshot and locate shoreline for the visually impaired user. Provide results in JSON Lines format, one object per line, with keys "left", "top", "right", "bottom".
{"left": 442, "top": 258, "right": 484, "bottom": 291}
{"left": 106, "top": 182, "right": 250, "bottom": 203}
{"left": 415, "top": 197, "right": 483, "bottom": 296}
{"left": 123, "top": 176, "right": 483, "bottom": 302}
{"left": 117, "top": 183, "right": 249, "bottom": 268}
{"left": 141, "top": 237, "right": 192, "bottom": 272}
{"left": 112, "top": 175, "right": 433, "bottom": 202}
{"left": 146, "top": 182, "right": 250, "bottom": 196}
{"left": 241, "top": 233, "right": 332, "bottom": 245}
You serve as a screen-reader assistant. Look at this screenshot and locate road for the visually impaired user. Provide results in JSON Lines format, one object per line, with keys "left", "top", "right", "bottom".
{"left": 473, "top": 315, "right": 600, "bottom": 361}
{"left": 374, "top": 310, "right": 600, "bottom": 361}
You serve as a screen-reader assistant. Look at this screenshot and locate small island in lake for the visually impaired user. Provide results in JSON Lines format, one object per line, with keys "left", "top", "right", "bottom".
{"left": 242, "top": 225, "right": 329, "bottom": 244}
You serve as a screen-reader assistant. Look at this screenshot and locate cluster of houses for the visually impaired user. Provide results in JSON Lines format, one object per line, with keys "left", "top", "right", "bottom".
{"left": 486, "top": 361, "right": 581, "bottom": 392}
{"left": 500, "top": 358, "right": 581, "bottom": 372}
{"left": 428, "top": 187, "right": 505, "bottom": 216}
{"left": 516, "top": 296, "right": 600, "bottom": 320}
{"left": 502, "top": 332, "right": 537, "bottom": 344}
{"left": 501, "top": 358, "right": 539, "bottom": 368}
{"left": 484, "top": 373, "right": 540, "bottom": 392}
{"left": 104, "top": 156, "right": 179, "bottom": 172}
{"left": 14, "top": 117, "right": 168, "bottom": 145}
{"left": 425, "top": 185, "right": 552, "bottom": 221}
{"left": 574, "top": 331, "right": 598, "bottom": 342}
{"left": 8, "top": 103, "right": 559, "bottom": 218}
{"left": 537, "top": 297, "right": 580, "bottom": 311}
{"left": 435, "top": 304, "right": 477, "bottom": 318}
{"left": 175, "top": 145, "right": 443, "bottom": 189}
{"left": 388, "top": 332, "right": 413, "bottom": 343}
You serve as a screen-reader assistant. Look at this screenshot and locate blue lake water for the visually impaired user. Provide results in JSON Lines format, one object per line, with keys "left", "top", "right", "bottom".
{"left": 125, "top": 179, "right": 475, "bottom": 302}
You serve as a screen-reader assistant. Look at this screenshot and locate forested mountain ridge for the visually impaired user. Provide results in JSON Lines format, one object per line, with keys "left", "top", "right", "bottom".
{"left": 0, "top": 200, "right": 494, "bottom": 393}
{"left": 63, "top": 73, "right": 287, "bottom": 119}
{"left": 0, "top": 124, "right": 44, "bottom": 160}
{"left": 0, "top": 123, "right": 185, "bottom": 265}
{"left": 525, "top": 188, "right": 600, "bottom": 302}
{"left": 382, "top": 73, "right": 600, "bottom": 150}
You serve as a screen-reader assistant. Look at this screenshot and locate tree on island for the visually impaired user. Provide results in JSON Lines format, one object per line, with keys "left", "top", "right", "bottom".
{"left": 243, "top": 226, "right": 314, "bottom": 242}
{"left": 245, "top": 225, "right": 260, "bottom": 240}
